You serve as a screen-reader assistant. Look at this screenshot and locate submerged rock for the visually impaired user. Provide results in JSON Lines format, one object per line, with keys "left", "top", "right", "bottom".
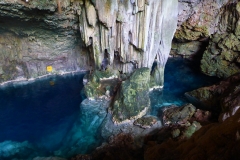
{"left": 0, "top": 140, "right": 39, "bottom": 160}
{"left": 54, "top": 99, "right": 109, "bottom": 157}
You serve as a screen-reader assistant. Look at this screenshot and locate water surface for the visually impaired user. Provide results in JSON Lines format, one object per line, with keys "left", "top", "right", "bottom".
{"left": 0, "top": 58, "right": 220, "bottom": 159}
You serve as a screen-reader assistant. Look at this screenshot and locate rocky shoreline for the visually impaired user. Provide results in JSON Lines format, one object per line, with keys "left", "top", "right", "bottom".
{"left": 71, "top": 73, "right": 240, "bottom": 160}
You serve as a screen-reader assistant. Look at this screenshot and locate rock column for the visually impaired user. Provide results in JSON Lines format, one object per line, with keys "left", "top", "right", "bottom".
{"left": 78, "top": 0, "right": 178, "bottom": 87}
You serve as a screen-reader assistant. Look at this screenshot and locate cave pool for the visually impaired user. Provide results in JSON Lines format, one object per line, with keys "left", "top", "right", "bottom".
{"left": 0, "top": 58, "right": 219, "bottom": 159}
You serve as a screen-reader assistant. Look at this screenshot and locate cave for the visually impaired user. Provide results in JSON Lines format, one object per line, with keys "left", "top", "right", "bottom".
{"left": 0, "top": 0, "right": 240, "bottom": 160}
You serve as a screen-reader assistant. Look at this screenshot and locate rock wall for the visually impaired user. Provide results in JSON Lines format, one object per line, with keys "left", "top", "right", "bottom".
{"left": 79, "top": 0, "right": 178, "bottom": 87}
{"left": 112, "top": 68, "right": 150, "bottom": 123}
{"left": 0, "top": 0, "right": 178, "bottom": 87}
{"left": 0, "top": 0, "right": 93, "bottom": 83}
{"left": 174, "top": 0, "right": 240, "bottom": 78}
{"left": 201, "top": 2, "right": 240, "bottom": 78}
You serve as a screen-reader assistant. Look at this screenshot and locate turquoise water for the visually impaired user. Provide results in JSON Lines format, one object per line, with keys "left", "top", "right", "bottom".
{"left": 0, "top": 73, "right": 88, "bottom": 159}
{"left": 150, "top": 58, "right": 219, "bottom": 115}
{"left": 0, "top": 58, "right": 219, "bottom": 159}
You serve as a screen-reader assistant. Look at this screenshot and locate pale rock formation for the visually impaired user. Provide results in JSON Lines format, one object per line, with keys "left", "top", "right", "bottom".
{"left": 78, "top": 0, "right": 178, "bottom": 87}
{"left": 0, "top": 0, "right": 178, "bottom": 87}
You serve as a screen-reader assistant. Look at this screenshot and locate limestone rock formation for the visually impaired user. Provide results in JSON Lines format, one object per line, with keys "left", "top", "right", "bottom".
{"left": 185, "top": 73, "right": 240, "bottom": 113}
{"left": 112, "top": 67, "right": 150, "bottom": 123}
{"left": 0, "top": 0, "right": 178, "bottom": 88}
{"left": 175, "top": 0, "right": 240, "bottom": 78}
{"left": 0, "top": 0, "right": 91, "bottom": 83}
{"left": 170, "top": 41, "right": 204, "bottom": 59}
{"left": 72, "top": 106, "right": 240, "bottom": 160}
{"left": 201, "top": 33, "right": 240, "bottom": 78}
{"left": 79, "top": 0, "right": 178, "bottom": 87}
{"left": 133, "top": 115, "right": 158, "bottom": 129}
{"left": 200, "top": 1, "right": 240, "bottom": 78}
{"left": 163, "top": 104, "right": 196, "bottom": 125}
{"left": 144, "top": 109, "right": 240, "bottom": 160}
{"left": 176, "top": 0, "right": 231, "bottom": 42}
{"left": 84, "top": 70, "right": 119, "bottom": 99}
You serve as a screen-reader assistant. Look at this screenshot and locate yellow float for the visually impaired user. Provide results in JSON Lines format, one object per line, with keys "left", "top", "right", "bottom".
{"left": 46, "top": 66, "right": 53, "bottom": 72}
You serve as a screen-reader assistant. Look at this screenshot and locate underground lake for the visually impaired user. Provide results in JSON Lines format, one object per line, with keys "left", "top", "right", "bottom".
{"left": 0, "top": 58, "right": 220, "bottom": 159}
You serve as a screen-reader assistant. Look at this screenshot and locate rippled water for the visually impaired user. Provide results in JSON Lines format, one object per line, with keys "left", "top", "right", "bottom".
{"left": 0, "top": 58, "right": 219, "bottom": 159}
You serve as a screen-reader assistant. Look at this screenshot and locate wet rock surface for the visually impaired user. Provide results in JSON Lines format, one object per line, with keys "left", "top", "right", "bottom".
{"left": 72, "top": 98, "right": 240, "bottom": 160}
{"left": 163, "top": 104, "right": 196, "bottom": 125}
{"left": 0, "top": 0, "right": 178, "bottom": 87}
{"left": 112, "top": 68, "right": 151, "bottom": 123}
{"left": 170, "top": 41, "right": 205, "bottom": 59}
{"left": 133, "top": 116, "right": 158, "bottom": 129}
{"left": 186, "top": 73, "right": 240, "bottom": 113}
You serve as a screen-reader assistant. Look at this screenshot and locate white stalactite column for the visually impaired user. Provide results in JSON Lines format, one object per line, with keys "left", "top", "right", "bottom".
{"left": 144, "top": 0, "right": 178, "bottom": 88}
{"left": 78, "top": 0, "right": 178, "bottom": 87}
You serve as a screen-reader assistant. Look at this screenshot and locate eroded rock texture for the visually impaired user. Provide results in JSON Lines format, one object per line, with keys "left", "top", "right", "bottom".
{"left": 0, "top": 0, "right": 178, "bottom": 87}
{"left": 174, "top": 0, "right": 240, "bottom": 78}
{"left": 112, "top": 68, "right": 150, "bottom": 123}
{"left": 79, "top": 0, "right": 178, "bottom": 87}
{"left": 79, "top": 0, "right": 178, "bottom": 123}
{"left": 186, "top": 73, "right": 240, "bottom": 114}
{"left": 0, "top": 0, "right": 92, "bottom": 83}
{"left": 201, "top": 2, "right": 240, "bottom": 78}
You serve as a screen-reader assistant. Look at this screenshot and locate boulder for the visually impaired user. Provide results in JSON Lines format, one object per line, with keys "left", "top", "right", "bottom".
{"left": 84, "top": 70, "right": 119, "bottom": 99}
{"left": 201, "top": 33, "right": 240, "bottom": 78}
{"left": 162, "top": 104, "right": 196, "bottom": 125}
{"left": 185, "top": 73, "right": 240, "bottom": 114}
{"left": 170, "top": 41, "right": 204, "bottom": 59}
{"left": 133, "top": 116, "right": 158, "bottom": 129}
{"left": 112, "top": 68, "right": 150, "bottom": 123}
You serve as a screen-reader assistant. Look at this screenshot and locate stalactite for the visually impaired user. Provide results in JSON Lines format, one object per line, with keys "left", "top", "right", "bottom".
{"left": 79, "top": 0, "right": 178, "bottom": 87}
{"left": 56, "top": 0, "right": 62, "bottom": 13}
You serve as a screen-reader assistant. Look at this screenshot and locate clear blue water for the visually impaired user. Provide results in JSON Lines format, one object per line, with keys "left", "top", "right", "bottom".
{"left": 150, "top": 58, "right": 219, "bottom": 115}
{"left": 0, "top": 73, "right": 87, "bottom": 159}
{"left": 0, "top": 58, "right": 220, "bottom": 159}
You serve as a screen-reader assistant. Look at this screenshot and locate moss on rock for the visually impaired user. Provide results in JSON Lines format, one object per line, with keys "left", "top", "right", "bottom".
{"left": 84, "top": 70, "right": 119, "bottom": 99}
{"left": 112, "top": 68, "right": 151, "bottom": 123}
{"left": 175, "top": 23, "right": 209, "bottom": 41}
{"left": 201, "top": 33, "right": 240, "bottom": 78}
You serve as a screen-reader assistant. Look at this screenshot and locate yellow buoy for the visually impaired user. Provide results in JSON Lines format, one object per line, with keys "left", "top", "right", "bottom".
{"left": 46, "top": 66, "right": 53, "bottom": 72}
